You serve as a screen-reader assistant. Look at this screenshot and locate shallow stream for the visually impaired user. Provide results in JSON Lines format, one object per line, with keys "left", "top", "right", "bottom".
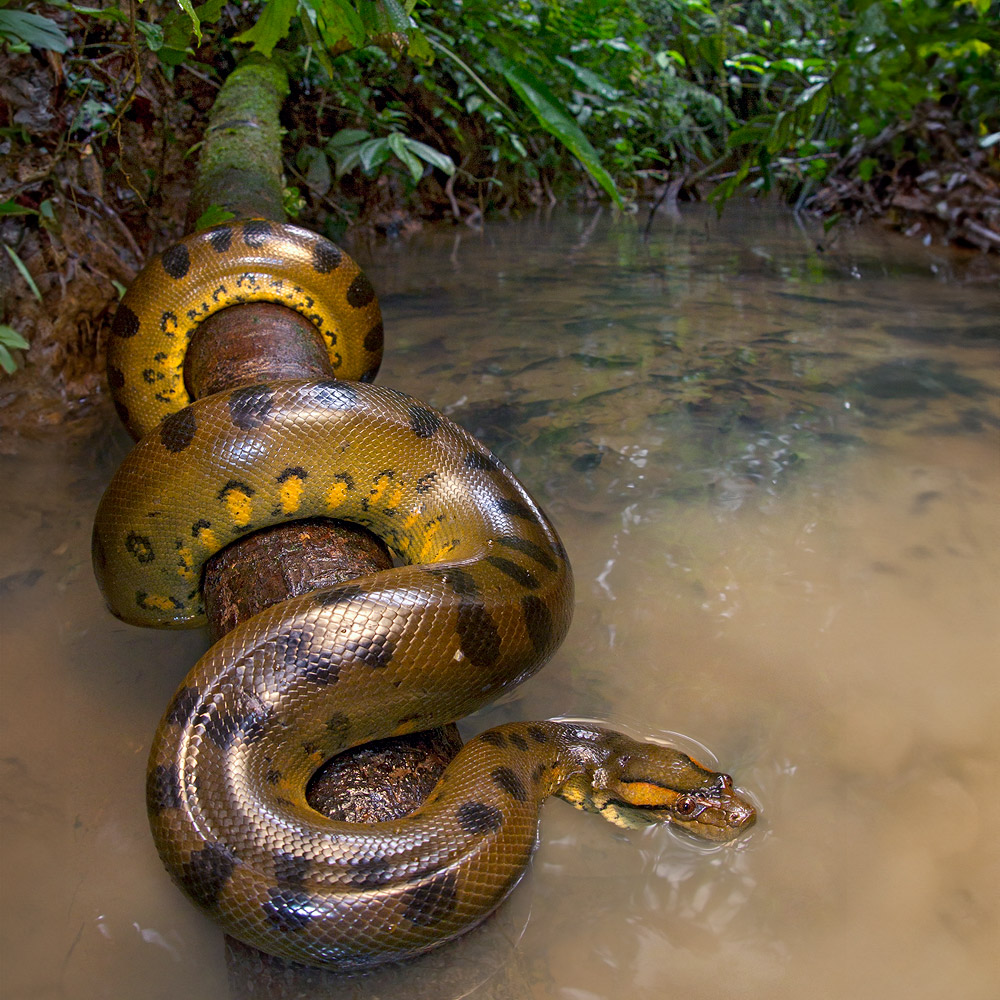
{"left": 2, "top": 205, "right": 998, "bottom": 999}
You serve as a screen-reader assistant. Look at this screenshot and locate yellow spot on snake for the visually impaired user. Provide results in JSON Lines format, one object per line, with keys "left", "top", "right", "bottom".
{"left": 369, "top": 475, "right": 392, "bottom": 506}
{"left": 279, "top": 476, "right": 304, "bottom": 514}
{"left": 325, "top": 481, "right": 349, "bottom": 509}
{"left": 226, "top": 490, "right": 253, "bottom": 526}
{"left": 621, "top": 781, "right": 672, "bottom": 808}
{"left": 144, "top": 594, "right": 177, "bottom": 612}
{"left": 197, "top": 526, "right": 219, "bottom": 550}
{"left": 417, "top": 521, "right": 441, "bottom": 561}
{"left": 177, "top": 547, "right": 197, "bottom": 581}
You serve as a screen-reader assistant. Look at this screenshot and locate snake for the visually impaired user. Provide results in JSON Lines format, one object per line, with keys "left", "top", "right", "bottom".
{"left": 92, "top": 219, "right": 756, "bottom": 970}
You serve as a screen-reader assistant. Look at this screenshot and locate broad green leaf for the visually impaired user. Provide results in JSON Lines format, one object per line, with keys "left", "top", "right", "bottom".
{"left": 554, "top": 56, "right": 621, "bottom": 100}
{"left": 388, "top": 132, "right": 423, "bottom": 182}
{"left": 327, "top": 128, "right": 370, "bottom": 150}
{"left": 0, "top": 324, "right": 29, "bottom": 374}
{"left": 403, "top": 138, "right": 455, "bottom": 175}
{"left": 306, "top": 0, "right": 365, "bottom": 52}
{"left": 333, "top": 145, "right": 363, "bottom": 178}
{"left": 359, "top": 137, "right": 391, "bottom": 172}
{"left": 357, "top": 0, "right": 409, "bottom": 39}
{"left": 727, "top": 119, "right": 773, "bottom": 149}
{"left": 234, "top": 0, "right": 296, "bottom": 56}
{"left": 0, "top": 200, "right": 36, "bottom": 217}
{"left": 407, "top": 26, "right": 433, "bottom": 64}
{"left": 173, "top": 0, "right": 202, "bottom": 44}
{"left": 497, "top": 58, "right": 622, "bottom": 208}
{"left": 0, "top": 325, "right": 30, "bottom": 350}
{"left": 0, "top": 9, "right": 71, "bottom": 51}
{"left": 136, "top": 20, "right": 164, "bottom": 51}
{"left": 195, "top": 204, "right": 236, "bottom": 231}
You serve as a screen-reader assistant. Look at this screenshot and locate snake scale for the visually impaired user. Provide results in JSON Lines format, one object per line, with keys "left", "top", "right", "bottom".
{"left": 92, "top": 219, "right": 756, "bottom": 970}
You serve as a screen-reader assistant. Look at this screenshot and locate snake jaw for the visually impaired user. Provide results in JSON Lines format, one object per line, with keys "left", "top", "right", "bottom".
{"left": 593, "top": 742, "right": 758, "bottom": 841}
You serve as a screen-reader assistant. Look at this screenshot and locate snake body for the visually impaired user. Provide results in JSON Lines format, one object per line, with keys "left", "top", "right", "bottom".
{"left": 94, "top": 221, "right": 755, "bottom": 970}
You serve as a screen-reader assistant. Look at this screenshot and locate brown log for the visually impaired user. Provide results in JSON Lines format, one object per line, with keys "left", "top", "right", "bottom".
{"left": 184, "top": 304, "right": 332, "bottom": 398}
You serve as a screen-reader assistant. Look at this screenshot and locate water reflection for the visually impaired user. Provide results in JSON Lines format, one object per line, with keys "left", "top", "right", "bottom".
{"left": 1, "top": 204, "right": 997, "bottom": 999}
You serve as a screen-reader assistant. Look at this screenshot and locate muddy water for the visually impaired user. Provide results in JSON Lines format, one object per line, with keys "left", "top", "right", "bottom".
{"left": 1, "top": 205, "right": 997, "bottom": 1000}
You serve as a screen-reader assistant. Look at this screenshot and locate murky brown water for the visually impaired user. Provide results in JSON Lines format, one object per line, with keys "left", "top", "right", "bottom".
{"left": 2, "top": 205, "right": 998, "bottom": 999}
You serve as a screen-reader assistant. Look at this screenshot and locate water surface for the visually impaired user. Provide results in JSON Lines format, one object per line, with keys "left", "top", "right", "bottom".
{"left": 2, "top": 205, "right": 998, "bottom": 999}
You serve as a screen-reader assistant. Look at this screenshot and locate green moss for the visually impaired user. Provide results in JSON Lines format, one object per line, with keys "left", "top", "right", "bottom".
{"left": 189, "top": 57, "right": 290, "bottom": 225}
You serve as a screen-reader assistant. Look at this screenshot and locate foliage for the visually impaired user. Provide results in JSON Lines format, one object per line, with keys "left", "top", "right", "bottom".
{"left": 0, "top": 1, "right": 69, "bottom": 52}
{"left": 3, "top": 1, "right": 998, "bottom": 228}
{"left": 0, "top": 325, "right": 30, "bottom": 374}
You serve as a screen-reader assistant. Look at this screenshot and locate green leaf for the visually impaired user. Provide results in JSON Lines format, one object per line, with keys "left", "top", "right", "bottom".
{"left": 305, "top": 0, "right": 365, "bottom": 52}
{"left": 0, "top": 9, "right": 71, "bottom": 52}
{"left": 388, "top": 132, "right": 423, "bottom": 182}
{"left": 554, "top": 56, "right": 621, "bottom": 100}
{"left": 4, "top": 245, "right": 41, "bottom": 301}
{"left": 402, "top": 137, "right": 455, "bottom": 175}
{"left": 359, "top": 137, "right": 391, "bottom": 172}
{"left": 172, "top": 0, "right": 202, "bottom": 44}
{"left": 333, "top": 145, "right": 363, "bottom": 178}
{"left": 234, "top": 0, "right": 297, "bottom": 57}
{"left": 327, "top": 128, "right": 370, "bottom": 150}
{"left": 357, "top": 0, "right": 409, "bottom": 39}
{"left": 0, "top": 200, "right": 36, "bottom": 217}
{"left": 407, "top": 26, "right": 433, "bottom": 64}
{"left": 0, "top": 325, "right": 30, "bottom": 350}
{"left": 0, "top": 325, "right": 29, "bottom": 374}
{"left": 194, "top": 204, "right": 236, "bottom": 230}
{"left": 497, "top": 58, "right": 622, "bottom": 208}
{"left": 857, "top": 157, "right": 879, "bottom": 182}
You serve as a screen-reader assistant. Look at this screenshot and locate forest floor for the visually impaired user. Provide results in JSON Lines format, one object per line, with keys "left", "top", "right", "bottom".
{"left": 1, "top": 39, "right": 997, "bottom": 444}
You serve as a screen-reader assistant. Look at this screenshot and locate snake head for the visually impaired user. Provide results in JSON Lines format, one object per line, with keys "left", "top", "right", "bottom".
{"left": 590, "top": 739, "right": 756, "bottom": 842}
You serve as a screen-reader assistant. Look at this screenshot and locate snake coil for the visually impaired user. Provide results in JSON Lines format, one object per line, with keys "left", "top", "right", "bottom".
{"left": 93, "top": 219, "right": 755, "bottom": 969}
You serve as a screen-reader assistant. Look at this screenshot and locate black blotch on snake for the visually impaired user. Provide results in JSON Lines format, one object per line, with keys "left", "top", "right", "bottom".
{"left": 111, "top": 303, "right": 139, "bottom": 339}
{"left": 401, "top": 871, "right": 459, "bottom": 926}
{"left": 346, "top": 273, "right": 376, "bottom": 308}
{"left": 180, "top": 842, "right": 239, "bottom": 909}
{"left": 262, "top": 888, "right": 314, "bottom": 932}
{"left": 243, "top": 220, "right": 272, "bottom": 247}
{"left": 228, "top": 385, "right": 275, "bottom": 429}
{"left": 491, "top": 766, "right": 527, "bottom": 802}
{"left": 161, "top": 243, "right": 190, "bottom": 280}
{"left": 456, "top": 801, "right": 504, "bottom": 835}
{"left": 147, "top": 763, "right": 182, "bottom": 814}
{"left": 456, "top": 601, "right": 501, "bottom": 667}
{"left": 312, "top": 241, "right": 342, "bottom": 273}
{"left": 160, "top": 407, "right": 197, "bottom": 453}
{"left": 209, "top": 226, "right": 233, "bottom": 253}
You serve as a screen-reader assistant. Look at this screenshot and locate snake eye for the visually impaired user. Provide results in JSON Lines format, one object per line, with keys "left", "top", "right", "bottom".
{"left": 674, "top": 795, "right": 704, "bottom": 818}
